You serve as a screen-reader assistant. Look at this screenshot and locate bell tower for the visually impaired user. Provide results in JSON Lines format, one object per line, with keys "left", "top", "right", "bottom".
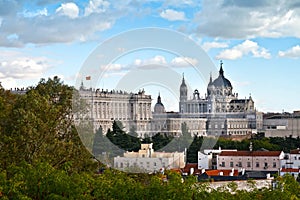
{"left": 180, "top": 73, "right": 187, "bottom": 101}
{"left": 179, "top": 73, "right": 187, "bottom": 113}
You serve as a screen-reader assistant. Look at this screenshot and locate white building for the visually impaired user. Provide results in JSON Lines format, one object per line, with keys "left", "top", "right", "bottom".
{"left": 78, "top": 86, "right": 152, "bottom": 137}
{"left": 281, "top": 149, "right": 300, "bottom": 169}
{"left": 263, "top": 111, "right": 300, "bottom": 138}
{"left": 280, "top": 168, "right": 300, "bottom": 179}
{"left": 217, "top": 150, "right": 285, "bottom": 172}
{"left": 279, "top": 148, "right": 300, "bottom": 179}
{"left": 198, "top": 148, "right": 237, "bottom": 170}
{"left": 114, "top": 143, "right": 185, "bottom": 172}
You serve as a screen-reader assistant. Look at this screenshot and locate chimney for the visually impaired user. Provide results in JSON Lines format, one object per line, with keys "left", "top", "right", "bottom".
{"left": 190, "top": 168, "right": 194, "bottom": 175}
{"left": 249, "top": 142, "right": 253, "bottom": 152}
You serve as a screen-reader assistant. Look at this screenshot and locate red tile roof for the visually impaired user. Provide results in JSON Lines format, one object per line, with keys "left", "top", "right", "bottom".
{"left": 281, "top": 168, "right": 300, "bottom": 173}
{"left": 182, "top": 163, "right": 201, "bottom": 175}
{"left": 290, "top": 149, "right": 300, "bottom": 154}
{"left": 219, "top": 151, "right": 282, "bottom": 157}
{"left": 205, "top": 169, "right": 239, "bottom": 176}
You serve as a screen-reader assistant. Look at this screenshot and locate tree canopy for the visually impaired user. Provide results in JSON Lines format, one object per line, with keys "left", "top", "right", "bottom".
{"left": 0, "top": 77, "right": 95, "bottom": 172}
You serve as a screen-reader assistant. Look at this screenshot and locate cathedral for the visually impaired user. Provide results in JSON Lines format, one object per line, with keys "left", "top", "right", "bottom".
{"left": 179, "top": 61, "right": 254, "bottom": 115}
{"left": 153, "top": 62, "right": 262, "bottom": 136}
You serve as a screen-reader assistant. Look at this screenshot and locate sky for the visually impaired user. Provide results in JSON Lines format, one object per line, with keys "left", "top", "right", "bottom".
{"left": 0, "top": 0, "right": 299, "bottom": 113}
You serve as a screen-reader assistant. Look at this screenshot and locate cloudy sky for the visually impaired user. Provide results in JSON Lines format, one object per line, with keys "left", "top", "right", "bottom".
{"left": 0, "top": 0, "right": 299, "bottom": 112}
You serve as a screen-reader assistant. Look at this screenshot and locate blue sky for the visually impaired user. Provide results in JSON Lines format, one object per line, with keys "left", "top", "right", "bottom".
{"left": 0, "top": 0, "right": 299, "bottom": 113}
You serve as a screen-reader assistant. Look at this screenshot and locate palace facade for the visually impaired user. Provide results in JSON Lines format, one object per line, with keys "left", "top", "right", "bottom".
{"left": 78, "top": 86, "right": 152, "bottom": 136}
{"left": 79, "top": 62, "right": 263, "bottom": 137}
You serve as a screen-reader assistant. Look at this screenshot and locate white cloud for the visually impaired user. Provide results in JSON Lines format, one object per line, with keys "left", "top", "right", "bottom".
{"left": 101, "top": 55, "right": 198, "bottom": 75}
{"left": 0, "top": 1, "right": 132, "bottom": 46}
{"left": 132, "top": 56, "right": 198, "bottom": 69}
{"left": 0, "top": 13, "right": 113, "bottom": 46}
{"left": 100, "top": 63, "right": 123, "bottom": 72}
{"left": 216, "top": 40, "right": 271, "bottom": 60}
{"left": 85, "top": 0, "right": 110, "bottom": 16}
{"left": 56, "top": 2, "right": 79, "bottom": 19}
{"left": 22, "top": 8, "right": 48, "bottom": 17}
{"left": 147, "top": 55, "right": 167, "bottom": 65}
{"left": 160, "top": 9, "right": 186, "bottom": 21}
{"left": 162, "top": 0, "right": 196, "bottom": 7}
{"left": 134, "top": 55, "right": 167, "bottom": 66}
{"left": 0, "top": 77, "right": 17, "bottom": 90}
{"left": 0, "top": 50, "right": 51, "bottom": 79}
{"left": 202, "top": 41, "right": 228, "bottom": 51}
{"left": 195, "top": 0, "right": 300, "bottom": 39}
{"left": 278, "top": 45, "right": 300, "bottom": 58}
{"left": 171, "top": 57, "right": 198, "bottom": 67}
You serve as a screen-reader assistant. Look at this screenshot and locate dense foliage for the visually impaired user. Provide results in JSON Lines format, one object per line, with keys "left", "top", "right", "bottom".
{"left": 0, "top": 77, "right": 96, "bottom": 172}
{"left": 1, "top": 78, "right": 300, "bottom": 199}
{"left": 1, "top": 162, "right": 300, "bottom": 199}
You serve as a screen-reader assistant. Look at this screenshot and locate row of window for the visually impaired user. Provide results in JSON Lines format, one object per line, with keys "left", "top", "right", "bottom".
{"left": 220, "top": 161, "right": 277, "bottom": 168}
{"left": 208, "top": 124, "right": 225, "bottom": 129}
{"left": 228, "top": 131, "right": 248, "bottom": 135}
{"left": 115, "top": 161, "right": 166, "bottom": 168}
{"left": 228, "top": 123, "right": 248, "bottom": 129}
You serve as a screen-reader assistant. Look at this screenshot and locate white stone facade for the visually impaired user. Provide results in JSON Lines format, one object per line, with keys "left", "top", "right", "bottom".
{"left": 79, "top": 88, "right": 152, "bottom": 137}
{"left": 217, "top": 151, "right": 285, "bottom": 172}
{"left": 281, "top": 149, "right": 300, "bottom": 169}
{"left": 198, "top": 148, "right": 237, "bottom": 170}
{"left": 263, "top": 112, "right": 300, "bottom": 138}
{"left": 114, "top": 143, "right": 185, "bottom": 172}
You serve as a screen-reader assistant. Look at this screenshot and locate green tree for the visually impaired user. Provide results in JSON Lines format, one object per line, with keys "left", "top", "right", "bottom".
{"left": 187, "top": 136, "right": 204, "bottom": 163}
{"left": 0, "top": 77, "right": 95, "bottom": 172}
{"left": 106, "top": 120, "right": 141, "bottom": 152}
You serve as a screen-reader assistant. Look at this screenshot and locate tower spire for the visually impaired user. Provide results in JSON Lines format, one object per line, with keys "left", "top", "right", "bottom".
{"left": 180, "top": 72, "right": 187, "bottom": 102}
{"left": 157, "top": 92, "right": 162, "bottom": 103}
{"left": 209, "top": 72, "right": 212, "bottom": 84}
{"left": 219, "top": 60, "right": 224, "bottom": 76}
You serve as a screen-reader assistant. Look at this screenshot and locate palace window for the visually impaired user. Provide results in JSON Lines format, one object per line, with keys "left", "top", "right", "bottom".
{"left": 221, "top": 162, "right": 225, "bottom": 167}
{"left": 238, "top": 162, "right": 242, "bottom": 167}
{"left": 247, "top": 162, "right": 251, "bottom": 167}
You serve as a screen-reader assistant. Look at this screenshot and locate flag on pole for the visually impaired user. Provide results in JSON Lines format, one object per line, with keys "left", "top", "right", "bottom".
{"left": 86, "top": 76, "right": 91, "bottom": 80}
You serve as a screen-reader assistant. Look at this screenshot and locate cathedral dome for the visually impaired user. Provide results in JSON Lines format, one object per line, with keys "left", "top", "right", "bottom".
{"left": 154, "top": 93, "right": 165, "bottom": 113}
{"left": 211, "top": 63, "right": 232, "bottom": 88}
{"left": 207, "top": 62, "right": 233, "bottom": 96}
